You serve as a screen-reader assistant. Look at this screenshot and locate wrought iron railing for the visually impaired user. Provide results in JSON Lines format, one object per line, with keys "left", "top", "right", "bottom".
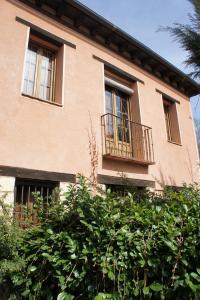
{"left": 101, "top": 113, "right": 154, "bottom": 164}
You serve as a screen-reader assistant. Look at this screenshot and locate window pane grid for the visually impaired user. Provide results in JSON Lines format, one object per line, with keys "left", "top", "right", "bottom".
{"left": 23, "top": 45, "right": 37, "bottom": 96}
{"left": 105, "top": 85, "right": 132, "bottom": 157}
{"left": 23, "top": 41, "right": 56, "bottom": 102}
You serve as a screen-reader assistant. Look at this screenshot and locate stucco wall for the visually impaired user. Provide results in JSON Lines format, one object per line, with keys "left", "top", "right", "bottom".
{"left": 0, "top": 0, "right": 199, "bottom": 190}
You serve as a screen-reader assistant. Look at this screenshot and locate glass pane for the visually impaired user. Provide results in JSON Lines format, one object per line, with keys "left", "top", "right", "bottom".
{"left": 115, "top": 95, "right": 122, "bottom": 141}
{"left": 116, "top": 95, "right": 122, "bottom": 118}
{"left": 23, "top": 45, "right": 37, "bottom": 96}
{"left": 39, "top": 49, "right": 54, "bottom": 101}
{"left": 115, "top": 94, "right": 130, "bottom": 143}
{"left": 27, "top": 81, "right": 34, "bottom": 95}
{"left": 39, "top": 85, "right": 45, "bottom": 100}
{"left": 46, "top": 87, "right": 50, "bottom": 100}
{"left": 105, "top": 88, "right": 114, "bottom": 138}
{"left": 29, "top": 64, "right": 36, "bottom": 81}
{"left": 124, "top": 119, "right": 130, "bottom": 143}
{"left": 47, "top": 70, "right": 51, "bottom": 86}
{"left": 24, "top": 62, "right": 29, "bottom": 79}
{"left": 105, "top": 88, "right": 113, "bottom": 114}
{"left": 122, "top": 97, "right": 128, "bottom": 115}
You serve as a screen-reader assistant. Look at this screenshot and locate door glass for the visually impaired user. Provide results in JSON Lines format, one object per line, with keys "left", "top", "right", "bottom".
{"left": 116, "top": 94, "right": 123, "bottom": 141}
{"left": 121, "top": 96, "right": 130, "bottom": 143}
{"left": 115, "top": 92, "right": 130, "bottom": 143}
{"left": 105, "top": 88, "right": 114, "bottom": 138}
{"left": 105, "top": 87, "right": 130, "bottom": 144}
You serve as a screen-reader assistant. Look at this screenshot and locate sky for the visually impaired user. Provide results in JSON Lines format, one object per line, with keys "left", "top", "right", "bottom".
{"left": 79, "top": 0, "right": 200, "bottom": 120}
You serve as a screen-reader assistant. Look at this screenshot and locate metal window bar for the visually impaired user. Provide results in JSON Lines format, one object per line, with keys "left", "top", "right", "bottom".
{"left": 101, "top": 113, "right": 154, "bottom": 164}
{"left": 14, "top": 179, "right": 57, "bottom": 227}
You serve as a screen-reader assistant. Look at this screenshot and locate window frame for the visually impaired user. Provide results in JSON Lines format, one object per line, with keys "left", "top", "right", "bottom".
{"left": 163, "top": 99, "right": 172, "bottom": 142}
{"left": 105, "top": 85, "right": 132, "bottom": 143}
{"left": 22, "top": 34, "right": 58, "bottom": 104}
{"left": 163, "top": 98, "right": 181, "bottom": 145}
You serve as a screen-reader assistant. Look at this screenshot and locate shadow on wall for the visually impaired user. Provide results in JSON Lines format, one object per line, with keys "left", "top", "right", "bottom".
{"left": 102, "top": 158, "right": 149, "bottom": 175}
{"left": 152, "top": 167, "right": 177, "bottom": 190}
{"left": 185, "top": 146, "right": 199, "bottom": 184}
{"left": 153, "top": 148, "right": 199, "bottom": 189}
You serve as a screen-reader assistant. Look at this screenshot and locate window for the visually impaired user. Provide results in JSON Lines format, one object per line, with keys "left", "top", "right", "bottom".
{"left": 14, "top": 178, "right": 58, "bottom": 226}
{"left": 163, "top": 100, "right": 172, "bottom": 141}
{"left": 106, "top": 184, "right": 146, "bottom": 199}
{"left": 104, "top": 72, "right": 134, "bottom": 158}
{"left": 105, "top": 85, "right": 131, "bottom": 143}
{"left": 163, "top": 98, "right": 181, "bottom": 144}
{"left": 102, "top": 70, "right": 154, "bottom": 163}
{"left": 23, "top": 33, "right": 64, "bottom": 104}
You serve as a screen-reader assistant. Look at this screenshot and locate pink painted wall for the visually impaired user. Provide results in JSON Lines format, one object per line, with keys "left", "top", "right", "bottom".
{"left": 0, "top": 0, "right": 199, "bottom": 189}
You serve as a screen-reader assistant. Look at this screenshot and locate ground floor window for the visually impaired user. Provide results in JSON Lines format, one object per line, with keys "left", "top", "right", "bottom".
{"left": 106, "top": 184, "right": 146, "bottom": 198}
{"left": 14, "top": 178, "right": 58, "bottom": 226}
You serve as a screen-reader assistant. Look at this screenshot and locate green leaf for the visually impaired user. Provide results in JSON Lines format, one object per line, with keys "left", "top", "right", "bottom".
{"left": 191, "top": 272, "right": 200, "bottom": 281}
{"left": 143, "top": 286, "right": 150, "bottom": 295}
{"left": 155, "top": 206, "right": 161, "bottom": 213}
{"left": 182, "top": 259, "right": 188, "bottom": 266}
{"left": 197, "top": 268, "right": 200, "bottom": 275}
{"left": 47, "top": 229, "right": 53, "bottom": 235}
{"left": 58, "top": 276, "right": 65, "bottom": 286}
{"left": 133, "top": 288, "right": 139, "bottom": 296}
{"left": 187, "top": 280, "right": 197, "bottom": 292}
{"left": 70, "top": 253, "right": 77, "bottom": 259}
{"left": 94, "top": 293, "right": 117, "bottom": 300}
{"left": 108, "top": 270, "right": 115, "bottom": 280}
{"left": 147, "top": 259, "right": 153, "bottom": 266}
{"left": 21, "top": 290, "right": 30, "bottom": 297}
{"left": 73, "top": 270, "right": 79, "bottom": 278}
{"left": 28, "top": 295, "right": 34, "bottom": 300}
{"left": 42, "top": 252, "right": 50, "bottom": 258}
{"left": 150, "top": 282, "right": 163, "bottom": 292}
{"left": 164, "top": 240, "right": 176, "bottom": 251}
{"left": 94, "top": 294, "right": 106, "bottom": 300}
{"left": 29, "top": 266, "right": 37, "bottom": 272}
{"left": 183, "top": 204, "right": 188, "bottom": 212}
{"left": 57, "top": 292, "right": 74, "bottom": 300}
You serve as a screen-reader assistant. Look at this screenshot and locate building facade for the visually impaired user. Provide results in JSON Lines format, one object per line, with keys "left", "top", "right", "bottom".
{"left": 0, "top": 0, "right": 199, "bottom": 216}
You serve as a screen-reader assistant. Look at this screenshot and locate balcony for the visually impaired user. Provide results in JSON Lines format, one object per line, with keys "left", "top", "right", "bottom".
{"left": 101, "top": 113, "right": 154, "bottom": 165}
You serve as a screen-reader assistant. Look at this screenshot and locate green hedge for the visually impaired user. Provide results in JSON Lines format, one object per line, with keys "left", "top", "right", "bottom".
{"left": 1, "top": 178, "right": 200, "bottom": 299}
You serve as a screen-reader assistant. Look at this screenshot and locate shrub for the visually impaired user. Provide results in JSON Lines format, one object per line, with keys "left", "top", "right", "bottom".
{"left": 0, "top": 196, "right": 24, "bottom": 300}
{"left": 2, "top": 178, "right": 200, "bottom": 299}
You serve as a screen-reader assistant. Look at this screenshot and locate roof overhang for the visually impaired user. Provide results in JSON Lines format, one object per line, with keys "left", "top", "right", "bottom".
{"left": 18, "top": 0, "right": 200, "bottom": 97}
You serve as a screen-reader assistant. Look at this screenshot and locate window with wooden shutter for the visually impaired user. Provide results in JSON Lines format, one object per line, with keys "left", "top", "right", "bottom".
{"left": 163, "top": 98, "right": 181, "bottom": 144}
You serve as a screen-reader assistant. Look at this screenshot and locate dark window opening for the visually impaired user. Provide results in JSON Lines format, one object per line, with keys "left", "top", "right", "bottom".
{"left": 106, "top": 184, "right": 146, "bottom": 199}
{"left": 164, "top": 185, "right": 183, "bottom": 193}
{"left": 14, "top": 178, "right": 58, "bottom": 226}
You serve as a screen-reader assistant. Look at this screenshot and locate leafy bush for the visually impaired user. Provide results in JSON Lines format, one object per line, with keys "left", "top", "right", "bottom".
{"left": 1, "top": 178, "right": 200, "bottom": 299}
{"left": 0, "top": 196, "right": 24, "bottom": 300}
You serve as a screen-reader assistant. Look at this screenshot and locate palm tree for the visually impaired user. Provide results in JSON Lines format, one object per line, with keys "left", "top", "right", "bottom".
{"left": 165, "top": 0, "right": 200, "bottom": 80}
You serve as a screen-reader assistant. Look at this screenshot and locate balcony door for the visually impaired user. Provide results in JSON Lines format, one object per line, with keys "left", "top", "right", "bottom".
{"left": 105, "top": 86, "right": 132, "bottom": 157}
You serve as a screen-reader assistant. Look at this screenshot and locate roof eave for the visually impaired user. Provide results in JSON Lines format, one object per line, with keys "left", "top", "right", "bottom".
{"left": 18, "top": 0, "right": 200, "bottom": 97}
